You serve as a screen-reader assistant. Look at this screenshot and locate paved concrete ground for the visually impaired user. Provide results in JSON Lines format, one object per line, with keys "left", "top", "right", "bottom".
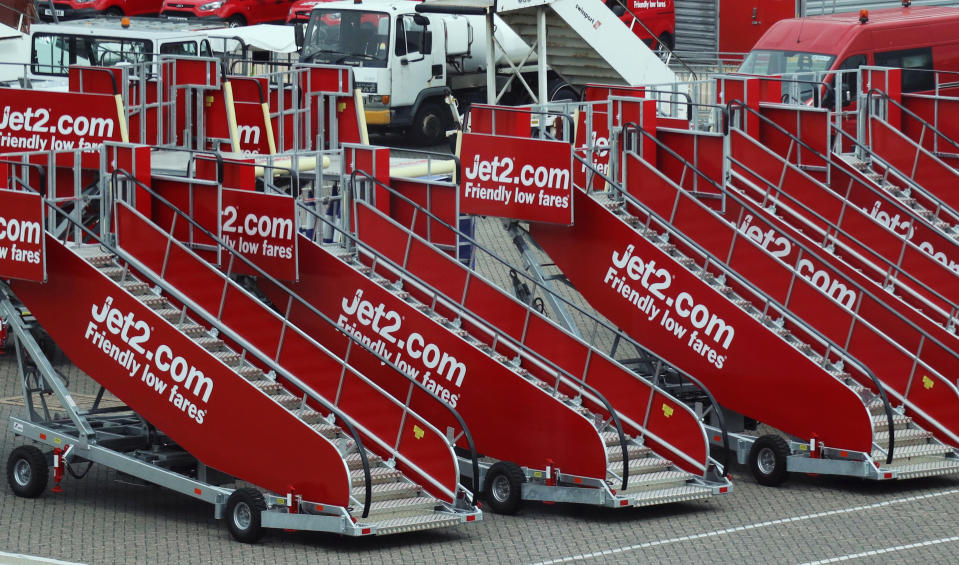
{"left": 2, "top": 353, "right": 959, "bottom": 565}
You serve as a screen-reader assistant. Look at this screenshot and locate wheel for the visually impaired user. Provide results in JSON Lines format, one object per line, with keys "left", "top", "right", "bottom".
{"left": 748, "top": 434, "right": 790, "bottom": 487}
{"left": 225, "top": 487, "right": 267, "bottom": 543}
{"left": 227, "top": 15, "right": 246, "bottom": 28}
{"left": 483, "top": 461, "right": 525, "bottom": 514}
{"left": 411, "top": 102, "right": 452, "bottom": 146}
{"left": 103, "top": 7, "right": 123, "bottom": 16}
{"left": 6, "top": 445, "right": 48, "bottom": 498}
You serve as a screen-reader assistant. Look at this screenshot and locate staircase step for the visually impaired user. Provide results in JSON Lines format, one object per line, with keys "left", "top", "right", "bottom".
{"left": 194, "top": 336, "right": 223, "bottom": 350}
{"left": 345, "top": 452, "right": 383, "bottom": 470}
{"left": 213, "top": 351, "right": 243, "bottom": 367}
{"left": 270, "top": 394, "right": 301, "bottom": 409}
{"left": 237, "top": 365, "right": 265, "bottom": 380}
{"left": 622, "top": 484, "right": 716, "bottom": 508}
{"left": 873, "top": 442, "right": 953, "bottom": 461}
{"left": 871, "top": 413, "right": 911, "bottom": 432}
{"left": 351, "top": 467, "right": 404, "bottom": 486}
{"left": 120, "top": 280, "right": 151, "bottom": 294}
{"left": 874, "top": 427, "right": 932, "bottom": 448}
{"left": 176, "top": 323, "right": 207, "bottom": 338}
{"left": 155, "top": 308, "right": 183, "bottom": 323}
{"left": 360, "top": 513, "right": 462, "bottom": 536}
{"left": 311, "top": 421, "right": 341, "bottom": 438}
{"left": 291, "top": 408, "right": 326, "bottom": 425}
{"left": 614, "top": 470, "right": 695, "bottom": 493}
{"left": 357, "top": 495, "right": 438, "bottom": 522}
{"left": 252, "top": 379, "right": 284, "bottom": 395}
{"left": 879, "top": 458, "right": 959, "bottom": 479}
{"left": 606, "top": 443, "right": 652, "bottom": 462}
{"left": 607, "top": 456, "right": 672, "bottom": 475}
{"left": 351, "top": 481, "right": 420, "bottom": 503}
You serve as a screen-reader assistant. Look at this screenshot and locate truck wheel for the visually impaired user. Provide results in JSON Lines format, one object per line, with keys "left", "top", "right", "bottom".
{"left": 412, "top": 102, "right": 451, "bottom": 146}
{"left": 7, "top": 445, "right": 48, "bottom": 498}
{"left": 104, "top": 7, "right": 123, "bottom": 16}
{"left": 748, "top": 434, "right": 790, "bottom": 487}
{"left": 228, "top": 15, "right": 246, "bottom": 28}
{"left": 483, "top": 461, "right": 525, "bottom": 514}
{"left": 226, "top": 487, "right": 267, "bottom": 543}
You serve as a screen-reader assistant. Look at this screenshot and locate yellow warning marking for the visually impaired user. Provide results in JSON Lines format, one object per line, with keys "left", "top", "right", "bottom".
{"left": 413, "top": 425, "right": 425, "bottom": 439}
{"left": 533, "top": 472, "right": 543, "bottom": 478}
{"left": 662, "top": 404, "right": 674, "bottom": 418}
{"left": 799, "top": 444, "right": 809, "bottom": 451}
{"left": 276, "top": 498, "right": 286, "bottom": 505}
{"left": 923, "top": 376, "right": 935, "bottom": 390}
{"left": 53, "top": 437, "right": 61, "bottom": 445}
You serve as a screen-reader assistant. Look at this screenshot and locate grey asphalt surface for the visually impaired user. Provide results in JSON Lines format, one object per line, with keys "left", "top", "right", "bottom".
{"left": 3, "top": 342, "right": 959, "bottom": 565}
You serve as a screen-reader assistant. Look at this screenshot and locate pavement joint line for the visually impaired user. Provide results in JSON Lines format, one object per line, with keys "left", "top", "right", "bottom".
{"left": 795, "top": 535, "right": 959, "bottom": 564}
{"left": 528, "top": 487, "right": 959, "bottom": 564}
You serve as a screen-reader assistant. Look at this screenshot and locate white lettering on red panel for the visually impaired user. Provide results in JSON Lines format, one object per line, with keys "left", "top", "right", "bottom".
{"left": 605, "top": 244, "right": 734, "bottom": 369}
{"left": 337, "top": 288, "right": 465, "bottom": 408}
{"left": 85, "top": 296, "right": 212, "bottom": 425}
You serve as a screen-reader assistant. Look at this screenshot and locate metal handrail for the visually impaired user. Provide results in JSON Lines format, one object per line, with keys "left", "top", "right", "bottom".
{"left": 612, "top": 124, "right": 897, "bottom": 463}
{"left": 110, "top": 168, "right": 480, "bottom": 503}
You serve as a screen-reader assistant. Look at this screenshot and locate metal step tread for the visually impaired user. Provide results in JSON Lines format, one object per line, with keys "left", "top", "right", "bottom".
{"left": 351, "top": 467, "right": 404, "bottom": 485}
{"left": 358, "top": 512, "right": 462, "bottom": 536}
{"left": 345, "top": 452, "right": 383, "bottom": 469}
{"left": 880, "top": 458, "right": 959, "bottom": 479}
{"left": 606, "top": 444, "right": 652, "bottom": 462}
{"left": 873, "top": 442, "right": 953, "bottom": 460}
{"left": 607, "top": 456, "right": 672, "bottom": 474}
{"left": 362, "top": 494, "right": 436, "bottom": 514}
{"left": 350, "top": 481, "right": 420, "bottom": 499}
{"left": 623, "top": 484, "right": 715, "bottom": 508}
{"left": 613, "top": 469, "right": 695, "bottom": 491}
{"left": 874, "top": 428, "right": 932, "bottom": 443}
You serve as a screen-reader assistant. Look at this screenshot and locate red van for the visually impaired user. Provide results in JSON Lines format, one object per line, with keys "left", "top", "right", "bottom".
{"left": 739, "top": 5, "right": 959, "bottom": 105}
{"left": 161, "top": 0, "right": 297, "bottom": 27}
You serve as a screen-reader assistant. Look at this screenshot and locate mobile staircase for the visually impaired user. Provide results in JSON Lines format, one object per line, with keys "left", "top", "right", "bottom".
{"left": 0, "top": 148, "right": 480, "bottom": 541}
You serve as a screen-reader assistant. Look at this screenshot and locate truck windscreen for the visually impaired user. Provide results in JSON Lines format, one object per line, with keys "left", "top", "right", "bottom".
{"left": 300, "top": 10, "right": 390, "bottom": 68}
{"left": 32, "top": 33, "right": 153, "bottom": 76}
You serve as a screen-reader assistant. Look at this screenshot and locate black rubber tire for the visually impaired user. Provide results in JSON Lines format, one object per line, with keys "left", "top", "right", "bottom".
{"left": 226, "top": 487, "right": 267, "bottom": 543}
{"left": 7, "top": 445, "right": 48, "bottom": 498}
{"left": 411, "top": 102, "right": 452, "bottom": 146}
{"left": 227, "top": 14, "right": 246, "bottom": 28}
{"left": 483, "top": 461, "right": 525, "bottom": 515}
{"left": 748, "top": 434, "right": 790, "bottom": 487}
{"left": 104, "top": 7, "right": 123, "bottom": 16}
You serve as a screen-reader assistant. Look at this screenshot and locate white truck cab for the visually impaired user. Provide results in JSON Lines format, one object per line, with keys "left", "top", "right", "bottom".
{"left": 299, "top": 0, "right": 533, "bottom": 145}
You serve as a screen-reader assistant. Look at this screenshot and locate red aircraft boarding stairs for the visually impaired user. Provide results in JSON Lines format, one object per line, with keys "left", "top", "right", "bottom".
{"left": 0, "top": 153, "right": 480, "bottom": 541}
{"left": 519, "top": 117, "right": 959, "bottom": 486}
{"left": 131, "top": 147, "right": 731, "bottom": 514}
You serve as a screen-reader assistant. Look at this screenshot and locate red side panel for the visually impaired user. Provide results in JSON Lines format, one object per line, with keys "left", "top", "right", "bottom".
{"left": 114, "top": 204, "right": 459, "bottom": 502}
{"left": 10, "top": 235, "right": 350, "bottom": 504}
{"left": 260, "top": 235, "right": 610, "bottom": 479}
{"left": 529, "top": 189, "right": 874, "bottom": 452}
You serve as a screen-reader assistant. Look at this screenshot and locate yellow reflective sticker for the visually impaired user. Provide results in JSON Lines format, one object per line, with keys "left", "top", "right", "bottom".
{"left": 53, "top": 437, "right": 61, "bottom": 445}
{"left": 923, "top": 376, "right": 934, "bottom": 390}
{"left": 662, "top": 404, "right": 674, "bottom": 418}
{"left": 413, "top": 425, "right": 425, "bottom": 439}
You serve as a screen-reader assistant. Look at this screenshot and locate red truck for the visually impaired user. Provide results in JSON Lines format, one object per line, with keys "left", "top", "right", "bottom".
{"left": 161, "top": 0, "right": 297, "bottom": 27}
